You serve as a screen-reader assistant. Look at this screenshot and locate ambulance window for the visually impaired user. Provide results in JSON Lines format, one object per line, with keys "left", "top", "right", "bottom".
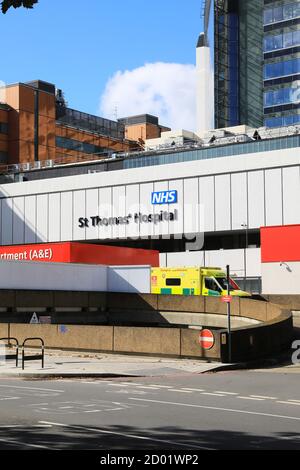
{"left": 217, "top": 277, "right": 237, "bottom": 291}
{"left": 166, "top": 278, "right": 181, "bottom": 286}
{"left": 205, "top": 277, "right": 222, "bottom": 292}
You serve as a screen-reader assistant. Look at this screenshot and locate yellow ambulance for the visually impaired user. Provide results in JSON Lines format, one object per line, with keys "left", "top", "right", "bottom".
{"left": 151, "top": 267, "right": 250, "bottom": 297}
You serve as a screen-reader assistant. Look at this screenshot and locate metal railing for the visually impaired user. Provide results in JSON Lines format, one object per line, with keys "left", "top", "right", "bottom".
{"left": 21, "top": 337, "right": 44, "bottom": 370}
{"left": 0, "top": 154, "right": 118, "bottom": 175}
{"left": 0, "top": 337, "right": 19, "bottom": 367}
{"left": 0, "top": 146, "right": 142, "bottom": 176}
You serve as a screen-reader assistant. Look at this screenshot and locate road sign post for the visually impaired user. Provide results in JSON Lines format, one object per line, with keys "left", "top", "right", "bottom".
{"left": 226, "top": 264, "right": 232, "bottom": 363}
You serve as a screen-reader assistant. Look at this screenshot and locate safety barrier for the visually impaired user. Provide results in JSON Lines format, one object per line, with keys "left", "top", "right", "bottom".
{"left": 22, "top": 337, "right": 44, "bottom": 370}
{"left": 0, "top": 337, "right": 19, "bottom": 367}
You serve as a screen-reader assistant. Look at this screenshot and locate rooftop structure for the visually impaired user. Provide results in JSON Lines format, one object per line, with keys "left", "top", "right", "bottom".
{"left": 1, "top": 123, "right": 299, "bottom": 182}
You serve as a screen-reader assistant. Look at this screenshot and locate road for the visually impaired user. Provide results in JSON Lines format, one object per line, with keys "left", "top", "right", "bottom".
{"left": 0, "top": 371, "right": 299, "bottom": 450}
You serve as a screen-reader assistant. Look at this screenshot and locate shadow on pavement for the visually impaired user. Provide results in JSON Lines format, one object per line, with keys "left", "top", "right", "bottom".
{"left": 0, "top": 424, "right": 299, "bottom": 450}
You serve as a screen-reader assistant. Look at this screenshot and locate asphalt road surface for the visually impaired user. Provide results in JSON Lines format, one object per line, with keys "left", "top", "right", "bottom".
{"left": 0, "top": 371, "right": 299, "bottom": 450}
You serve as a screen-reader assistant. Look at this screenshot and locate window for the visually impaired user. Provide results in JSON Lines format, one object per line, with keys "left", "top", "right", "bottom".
{"left": 284, "top": 114, "right": 294, "bottom": 125}
{"left": 283, "top": 60, "right": 297, "bottom": 75}
{"left": 165, "top": 278, "right": 181, "bottom": 286}
{"left": 264, "top": 29, "right": 300, "bottom": 52}
{"left": 274, "top": 33, "right": 283, "bottom": 50}
{"left": 283, "top": 31, "right": 294, "bottom": 48}
{"left": 0, "top": 122, "right": 8, "bottom": 134}
{"left": 56, "top": 107, "right": 125, "bottom": 140}
{"left": 264, "top": 2, "right": 300, "bottom": 25}
{"left": 56, "top": 136, "right": 108, "bottom": 155}
{"left": 205, "top": 277, "right": 221, "bottom": 293}
{"left": 265, "top": 116, "right": 283, "bottom": 127}
{"left": 123, "top": 136, "right": 300, "bottom": 170}
{"left": 284, "top": 3, "right": 294, "bottom": 20}
{"left": 264, "top": 61, "right": 282, "bottom": 79}
{"left": 294, "top": 3, "right": 300, "bottom": 18}
{"left": 274, "top": 6, "right": 283, "bottom": 23}
{"left": 264, "top": 90, "right": 274, "bottom": 106}
{"left": 264, "top": 84, "right": 300, "bottom": 107}
{"left": 264, "top": 8, "right": 273, "bottom": 25}
{"left": 0, "top": 151, "right": 7, "bottom": 163}
{"left": 264, "top": 113, "right": 300, "bottom": 127}
{"left": 264, "top": 59, "right": 300, "bottom": 80}
{"left": 294, "top": 29, "right": 300, "bottom": 45}
{"left": 264, "top": 35, "right": 274, "bottom": 51}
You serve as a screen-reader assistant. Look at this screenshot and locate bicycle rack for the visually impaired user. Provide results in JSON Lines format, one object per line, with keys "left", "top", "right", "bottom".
{"left": 22, "top": 337, "right": 44, "bottom": 370}
{"left": 0, "top": 338, "right": 19, "bottom": 367}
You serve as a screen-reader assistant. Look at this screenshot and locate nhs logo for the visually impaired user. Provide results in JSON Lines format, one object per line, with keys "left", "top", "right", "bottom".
{"left": 151, "top": 190, "right": 178, "bottom": 205}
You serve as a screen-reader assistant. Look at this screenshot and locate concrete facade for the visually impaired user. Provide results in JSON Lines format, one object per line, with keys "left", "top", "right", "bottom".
{"left": 0, "top": 146, "right": 299, "bottom": 283}
{"left": 0, "top": 294, "right": 292, "bottom": 362}
{"left": 160, "top": 248, "right": 261, "bottom": 278}
{"left": 0, "top": 261, "right": 151, "bottom": 293}
{"left": 262, "top": 262, "right": 300, "bottom": 295}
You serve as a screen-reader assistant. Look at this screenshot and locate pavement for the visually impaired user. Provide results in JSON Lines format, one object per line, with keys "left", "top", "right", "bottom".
{"left": 1, "top": 343, "right": 300, "bottom": 379}
{"left": 2, "top": 346, "right": 300, "bottom": 378}
{"left": 0, "top": 349, "right": 224, "bottom": 378}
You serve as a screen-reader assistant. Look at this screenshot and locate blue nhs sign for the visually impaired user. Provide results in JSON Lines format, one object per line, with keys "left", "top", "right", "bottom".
{"left": 151, "top": 190, "right": 178, "bottom": 205}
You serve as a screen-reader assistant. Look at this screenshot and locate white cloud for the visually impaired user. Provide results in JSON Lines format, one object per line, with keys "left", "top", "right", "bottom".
{"left": 100, "top": 62, "right": 196, "bottom": 131}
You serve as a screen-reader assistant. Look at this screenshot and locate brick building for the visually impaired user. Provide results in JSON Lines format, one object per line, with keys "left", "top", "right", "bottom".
{"left": 0, "top": 80, "right": 168, "bottom": 166}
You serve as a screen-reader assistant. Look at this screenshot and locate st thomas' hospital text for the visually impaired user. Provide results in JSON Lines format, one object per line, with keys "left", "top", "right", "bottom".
{"left": 78, "top": 210, "right": 178, "bottom": 228}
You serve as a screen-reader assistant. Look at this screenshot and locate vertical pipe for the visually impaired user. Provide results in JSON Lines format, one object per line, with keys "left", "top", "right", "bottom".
{"left": 226, "top": 264, "right": 232, "bottom": 363}
{"left": 34, "top": 89, "right": 39, "bottom": 162}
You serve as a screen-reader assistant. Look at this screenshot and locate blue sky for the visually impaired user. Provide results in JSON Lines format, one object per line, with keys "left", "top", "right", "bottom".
{"left": 0, "top": 0, "right": 203, "bottom": 124}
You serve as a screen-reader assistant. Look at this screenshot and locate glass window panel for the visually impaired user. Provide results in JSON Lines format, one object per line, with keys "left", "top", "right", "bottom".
{"left": 264, "top": 64, "right": 271, "bottom": 79}
{"left": 275, "top": 61, "right": 284, "bottom": 76}
{"left": 283, "top": 4, "right": 294, "bottom": 19}
{"left": 264, "top": 8, "right": 273, "bottom": 24}
{"left": 273, "top": 34, "right": 283, "bottom": 50}
{"left": 264, "top": 35, "right": 274, "bottom": 52}
{"left": 265, "top": 117, "right": 282, "bottom": 127}
{"left": 283, "top": 31, "right": 293, "bottom": 47}
{"left": 284, "top": 115, "right": 294, "bottom": 125}
{"left": 0, "top": 122, "right": 8, "bottom": 134}
{"left": 264, "top": 91, "right": 273, "bottom": 106}
{"left": 284, "top": 59, "right": 293, "bottom": 75}
{"left": 292, "top": 58, "right": 300, "bottom": 73}
{"left": 284, "top": 87, "right": 292, "bottom": 103}
{"left": 273, "top": 6, "right": 283, "bottom": 22}
{"left": 273, "top": 88, "right": 282, "bottom": 104}
{"left": 291, "top": 85, "right": 300, "bottom": 102}
{"left": 294, "top": 3, "right": 300, "bottom": 18}
{"left": 266, "top": 63, "right": 273, "bottom": 78}
{"left": 293, "top": 30, "right": 300, "bottom": 46}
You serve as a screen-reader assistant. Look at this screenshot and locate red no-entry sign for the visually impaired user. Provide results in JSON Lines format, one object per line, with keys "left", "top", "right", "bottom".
{"left": 221, "top": 295, "right": 232, "bottom": 303}
{"left": 199, "top": 329, "right": 215, "bottom": 350}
